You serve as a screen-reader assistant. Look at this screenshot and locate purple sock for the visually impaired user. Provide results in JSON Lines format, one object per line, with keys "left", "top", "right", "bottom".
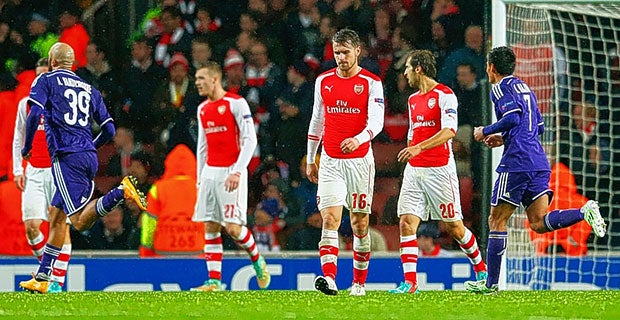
{"left": 486, "top": 231, "right": 507, "bottom": 288}
{"left": 543, "top": 209, "right": 584, "bottom": 231}
{"left": 36, "top": 244, "right": 61, "bottom": 280}
{"left": 96, "top": 187, "right": 124, "bottom": 217}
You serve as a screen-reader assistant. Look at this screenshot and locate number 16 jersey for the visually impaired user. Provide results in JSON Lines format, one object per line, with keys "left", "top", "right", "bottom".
{"left": 29, "top": 69, "right": 112, "bottom": 158}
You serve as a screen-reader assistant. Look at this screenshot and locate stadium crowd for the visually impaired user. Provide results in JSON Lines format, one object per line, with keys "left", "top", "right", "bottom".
{"left": 8, "top": 0, "right": 605, "bottom": 254}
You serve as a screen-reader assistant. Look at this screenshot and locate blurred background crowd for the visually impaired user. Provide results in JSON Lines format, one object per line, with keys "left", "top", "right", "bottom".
{"left": 0, "top": 0, "right": 490, "bottom": 253}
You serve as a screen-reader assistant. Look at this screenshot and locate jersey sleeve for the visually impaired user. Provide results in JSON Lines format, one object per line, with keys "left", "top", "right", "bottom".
{"left": 353, "top": 78, "right": 384, "bottom": 144}
{"left": 406, "top": 94, "right": 414, "bottom": 142}
{"left": 496, "top": 91, "right": 521, "bottom": 119}
{"left": 28, "top": 74, "right": 48, "bottom": 110}
{"left": 231, "top": 98, "right": 257, "bottom": 174}
{"left": 306, "top": 79, "right": 325, "bottom": 164}
{"left": 196, "top": 103, "right": 206, "bottom": 179}
{"left": 439, "top": 91, "right": 458, "bottom": 133}
{"left": 12, "top": 98, "right": 28, "bottom": 177}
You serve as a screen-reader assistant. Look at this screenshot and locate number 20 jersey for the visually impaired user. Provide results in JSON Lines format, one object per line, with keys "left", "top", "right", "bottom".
{"left": 29, "top": 69, "right": 112, "bottom": 158}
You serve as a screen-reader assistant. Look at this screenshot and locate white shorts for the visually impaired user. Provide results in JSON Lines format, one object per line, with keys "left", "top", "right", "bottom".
{"left": 316, "top": 152, "right": 375, "bottom": 213}
{"left": 22, "top": 164, "right": 55, "bottom": 221}
{"left": 397, "top": 161, "right": 463, "bottom": 222}
{"left": 193, "top": 165, "right": 248, "bottom": 225}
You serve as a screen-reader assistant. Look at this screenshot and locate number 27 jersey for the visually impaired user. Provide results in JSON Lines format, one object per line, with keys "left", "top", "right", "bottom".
{"left": 29, "top": 69, "right": 112, "bottom": 158}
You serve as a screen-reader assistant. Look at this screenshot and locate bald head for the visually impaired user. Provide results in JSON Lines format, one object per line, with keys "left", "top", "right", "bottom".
{"left": 49, "top": 42, "right": 75, "bottom": 70}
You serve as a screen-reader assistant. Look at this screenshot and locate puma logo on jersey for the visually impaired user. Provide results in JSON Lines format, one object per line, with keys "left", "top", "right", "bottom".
{"left": 324, "top": 85, "right": 333, "bottom": 92}
{"left": 80, "top": 196, "right": 88, "bottom": 203}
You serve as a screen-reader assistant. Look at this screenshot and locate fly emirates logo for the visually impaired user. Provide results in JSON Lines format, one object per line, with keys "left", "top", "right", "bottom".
{"left": 326, "top": 100, "right": 361, "bottom": 114}
{"left": 204, "top": 121, "right": 228, "bottom": 134}
{"left": 412, "top": 115, "right": 436, "bottom": 129}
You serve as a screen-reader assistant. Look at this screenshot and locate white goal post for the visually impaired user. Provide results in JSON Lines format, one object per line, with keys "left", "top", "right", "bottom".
{"left": 491, "top": 0, "right": 620, "bottom": 290}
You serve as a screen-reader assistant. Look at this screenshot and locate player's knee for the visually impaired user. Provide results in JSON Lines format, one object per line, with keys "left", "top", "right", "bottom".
{"left": 224, "top": 224, "right": 241, "bottom": 239}
{"left": 398, "top": 218, "right": 415, "bottom": 235}
{"left": 322, "top": 214, "right": 340, "bottom": 229}
{"left": 23, "top": 220, "right": 42, "bottom": 239}
{"left": 529, "top": 221, "right": 548, "bottom": 234}
{"left": 487, "top": 215, "right": 508, "bottom": 230}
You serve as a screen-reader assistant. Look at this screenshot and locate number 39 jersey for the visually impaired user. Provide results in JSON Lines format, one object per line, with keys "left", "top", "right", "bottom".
{"left": 29, "top": 69, "right": 112, "bottom": 158}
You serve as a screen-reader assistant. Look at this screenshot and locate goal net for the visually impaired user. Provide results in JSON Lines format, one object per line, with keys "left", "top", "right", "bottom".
{"left": 494, "top": 0, "right": 620, "bottom": 290}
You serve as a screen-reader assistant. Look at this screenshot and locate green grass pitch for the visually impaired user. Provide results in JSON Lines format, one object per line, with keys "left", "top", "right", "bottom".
{"left": 0, "top": 291, "right": 618, "bottom": 319}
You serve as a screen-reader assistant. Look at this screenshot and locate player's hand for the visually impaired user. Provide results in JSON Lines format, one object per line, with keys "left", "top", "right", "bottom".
{"left": 14, "top": 175, "right": 25, "bottom": 191}
{"left": 397, "top": 145, "right": 422, "bottom": 162}
{"left": 484, "top": 134, "right": 504, "bottom": 148}
{"left": 340, "top": 137, "right": 360, "bottom": 153}
{"left": 21, "top": 148, "right": 32, "bottom": 160}
{"left": 306, "top": 163, "right": 318, "bottom": 184}
{"left": 225, "top": 173, "right": 240, "bottom": 192}
{"left": 473, "top": 126, "right": 486, "bottom": 142}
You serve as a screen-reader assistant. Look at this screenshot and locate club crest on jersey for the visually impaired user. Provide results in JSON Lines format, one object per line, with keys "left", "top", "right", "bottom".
{"left": 218, "top": 105, "right": 226, "bottom": 114}
{"left": 354, "top": 84, "right": 364, "bottom": 94}
{"left": 428, "top": 98, "right": 436, "bottom": 109}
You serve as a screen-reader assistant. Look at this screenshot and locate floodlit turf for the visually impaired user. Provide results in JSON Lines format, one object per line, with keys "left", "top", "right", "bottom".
{"left": 0, "top": 290, "right": 618, "bottom": 319}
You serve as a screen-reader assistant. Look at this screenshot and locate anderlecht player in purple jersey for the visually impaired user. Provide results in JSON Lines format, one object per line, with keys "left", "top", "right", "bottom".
{"left": 19, "top": 42, "right": 147, "bottom": 294}
{"left": 464, "top": 46, "right": 607, "bottom": 294}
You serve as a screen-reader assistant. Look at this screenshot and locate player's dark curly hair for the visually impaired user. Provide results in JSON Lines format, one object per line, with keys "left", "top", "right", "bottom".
{"left": 488, "top": 46, "right": 516, "bottom": 75}
{"left": 332, "top": 28, "right": 361, "bottom": 48}
{"left": 406, "top": 50, "right": 437, "bottom": 78}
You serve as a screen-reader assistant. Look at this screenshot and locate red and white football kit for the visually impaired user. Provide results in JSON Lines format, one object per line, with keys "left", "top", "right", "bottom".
{"left": 193, "top": 92, "right": 257, "bottom": 226}
{"left": 307, "top": 67, "right": 384, "bottom": 212}
{"left": 397, "top": 83, "right": 463, "bottom": 222}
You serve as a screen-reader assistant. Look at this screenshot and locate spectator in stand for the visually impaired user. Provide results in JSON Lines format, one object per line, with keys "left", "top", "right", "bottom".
{"left": 189, "top": 35, "right": 212, "bottom": 75}
{"left": 106, "top": 127, "right": 145, "bottom": 177}
{"left": 140, "top": 144, "right": 203, "bottom": 256}
{"left": 453, "top": 62, "right": 483, "bottom": 189}
{"left": 26, "top": 13, "right": 58, "bottom": 60}
{"left": 245, "top": 40, "right": 286, "bottom": 157}
{"left": 153, "top": 53, "right": 200, "bottom": 153}
{"left": 438, "top": 25, "right": 485, "bottom": 87}
{"left": 421, "top": 16, "right": 455, "bottom": 70}
{"left": 193, "top": 5, "right": 223, "bottom": 47}
{"left": 417, "top": 222, "right": 455, "bottom": 257}
{"left": 83, "top": 206, "right": 138, "bottom": 250}
{"left": 367, "top": 6, "right": 393, "bottom": 79}
{"left": 240, "top": 10, "right": 285, "bottom": 66}
{"left": 384, "top": 24, "right": 417, "bottom": 115}
{"left": 222, "top": 48, "right": 246, "bottom": 94}
{"left": 252, "top": 182, "right": 289, "bottom": 252}
{"left": 286, "top": 211, "right": 323, "bottom": 250}
{"left": 318, "top": 13, "right": 346, "bottom": 63}
{"left": 119, "top": 36, "right": 167, "bottom": 143}
{"left": 269, "top": 60, "right": 314, "bottom": 184}
{"left": 58, "top": 7, "right": 90, "bottom": 68}
{"left": 283, "top": 0, "right": 322, "bottom": 63}
{"left": 154, "top": 6, "right": 193, "bottom": 67}
{"left": 76, "top": 40, "right": 122, "bottom": 114}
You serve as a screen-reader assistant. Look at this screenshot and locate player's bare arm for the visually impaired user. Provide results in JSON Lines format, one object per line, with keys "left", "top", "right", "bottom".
{"left": 225, "top": 173, "right": 241, "bottom": 192}
{"left": 399, "top": 128, "right": 455, "bottom": 162}
{"left": 14, "top": 174, "right": 25, "bottom": 191}
{"left": 306, "top": 163, "right": 319, "bottom": 184}
{"left": 484, "top": 134, "right": 503, "bottom": 148}
{"left": 340, "top": 137, "right": 360, "bottom": 153}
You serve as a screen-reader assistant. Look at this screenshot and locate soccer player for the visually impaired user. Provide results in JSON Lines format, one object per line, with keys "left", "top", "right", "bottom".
{"left": 191, "top": 61, "right": 270, "bottom": 292}
{"left": 465, "top": 46, "right": 607, "bottom": 294}
{"left": 389, "top": 50, "right": 487, "bottom": 294}
{"left": 18, "top": 42, "right": 147, "bottom": 294}
{"left": 12, "top": 58, "right": 72, "bottom": 293}
{"left": 306, "top": 28, "right": 385, "bottom": 296}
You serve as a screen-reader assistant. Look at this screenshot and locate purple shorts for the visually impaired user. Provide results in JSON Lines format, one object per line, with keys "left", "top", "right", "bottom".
{"left": 51, "top": 152, "right": 97, "bottom": 216}
{"left": 491, "top": 171, "right": 553, "bottom": 208}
